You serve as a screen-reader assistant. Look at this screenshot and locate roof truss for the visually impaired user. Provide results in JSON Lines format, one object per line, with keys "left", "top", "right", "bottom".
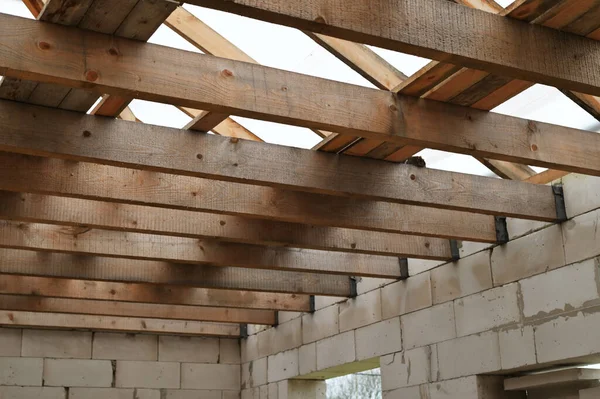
{"left": 0, "top": 0, "right": 597, "bottom": 336}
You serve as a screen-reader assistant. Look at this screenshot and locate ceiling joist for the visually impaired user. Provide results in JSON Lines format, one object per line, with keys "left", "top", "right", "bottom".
{"left": 0, "top": 152, "right": 499, "bottom": 242}
{"left": 0, "top": 220, "right": 405, "bottom": 278}
{"left": 0, "top": 248, "right": 354, "bottom": 297}
{"left": 0, "top": 310, "right": 241, "bottom": 337}
{"left": 0, "top": 99, "right": 562, "bottom": 221}
{"left": 0, "top": 294, "right": 278, "bottom": 325}
{"left": 0, "top": 274, "right": 311, "bottom": 312}
{"left": 0, "top": 192, "right": 450, "bottom": 259}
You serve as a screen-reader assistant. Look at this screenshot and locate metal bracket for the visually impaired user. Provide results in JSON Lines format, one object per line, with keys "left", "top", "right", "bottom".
{"left": 553, "top": 184, "right": 567, "bottom": 222}
{"left": 309, "top": 295, "right": 316, "bottom": 313}
{"left": 449, "top": 240, "right": 460, "bottom": 261}
{"left": 273, "top": 311, "right": 279, "bottom": 327}
{"left": 399, "top": 258, "right": 409, "bottom": 280}
{"left": 495, "top": 216, "right": 509, "bottom": 244}
{"left": 349, "top": 276, "right": 358, "bottom": 298}
{"left": 240, "top": 324, "right": 248, "bottom": 339}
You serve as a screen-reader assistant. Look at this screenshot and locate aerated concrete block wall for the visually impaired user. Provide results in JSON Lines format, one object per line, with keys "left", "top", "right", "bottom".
{"left": 0, "top": 329, "right": 241, "bottom": 399}
{"left": 240, "top": 174, "right": 600, "bottom": 399}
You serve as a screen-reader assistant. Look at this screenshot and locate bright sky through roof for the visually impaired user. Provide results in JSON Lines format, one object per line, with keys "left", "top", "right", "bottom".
{"left": 3, "top": 0, "right": 600, "bottom": 177}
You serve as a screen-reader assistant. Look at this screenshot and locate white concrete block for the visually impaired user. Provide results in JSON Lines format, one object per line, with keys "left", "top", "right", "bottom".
{"left": 431, "top": 251, "right": 492, "bottom": 304}
{"left": 408, "top": 259, "right": 444, "bottom": 276}
{"left": 491, "top": 224, "right": 565, "bottom": 286}
{"left": 268, "top": 383, "right": 278, "bottom": 399}
{"left": 241, "top": 388, "right": 259, "bottom": 399}
{"left": 563, "top": 174, "right": 600, "bottom": 218}
{"left": 535, "top": 308, "right": 600, "bottom": 363}
{"left": 158, "top": 335, "right": 219, "bottom": 363}
{"left": 562, "top": 210, "right": 600, "bottom": 265}
{"left": 0, "top": 387, "right": 65, "bottom": 399}
{"left": 356, "top": 277, "right": 389, "bottom": 296}
{"left": 268, "top": 349, "right": 299, "bottom": 383}
{"left": 0, "top": 358, "right": 42, "bottom": 386}
{"left": 299, "top": 343, "right": 317, "bottom": 376}
{"left": 506, "top": 218, "right": 550, "bottom": 241}
{"left": 22, "top": 329, "right": 91, "bottom": 359}
{"left": 437, "top": 331, "right": 501, "bottom": 380}
{"left": 401, "top": 302, "right": 456, "bottom": 349}
{"left": 0, "top": 328, "right": 21, "bottom": 356}
{"left": 221, "top": 338, "right": 241, "bottom": 364}
{"left": 313, "top": 296, "right": 343, "bottom": 312}
{"left": 355, "top": 318, "right": 402, "bottom": 360}
{"left": 258, "top": 318, "right": 301, "bottom": 358}
{"left": 44, "top": 359, "right": 112, "bottom": 388}
{"left": 381, "top": 347, "right": 431, "bottom": 391}
{"left": 69, "top": 388, "right": 160, "bottom": 399}
{"left": 302, "top": 305, "right": 339, "bottom": 344}
{"left": 93, "top": 333, "right": 157, "bottom": 361}
{"left": 316, "top": 331, "right": 356, "bottom": 370}
{"left": 242, "top": 334, "right": 259, "bottom": 363}
{"left": 278, "top": 312, "right": 302, "bottom": 324}
{"left": 181, "top": 363, "right": 240, "bottom": 390}
{"left": 499, "top": 326, "right": 536, "bottom": 370}
{"left": 383, "top": 385, "right": 428, "bottom": 399}
{"left": 223, "top": 391, "right": 241, "bottom": 399}
{"left": 259, "top": 385, "right": 268, "bottom": 399}
{"left": 339, "top": 289, "right": 382, "bottom": 332}
{"left": 161, "top": 390, "right": 222, "bottom": 399}
{"left": 242, "top": 357, "right": 267, "bottom": 389}
{"left": 285, "top": 380, "right": 326, "bottom": 399}
{"left": 381, "top": 272, "right": 432, "bottom": 319}
{"left": 428, "top": 376, "right": 478, "bottom": 399}
{"left": 454, "top": 283, "right": 521, "bottom": 337}
{"left": 115, "top": 361, "right": 180, "bottom": 389}
{"left": 520, "top": 259, "right": 599, "bottom": 319}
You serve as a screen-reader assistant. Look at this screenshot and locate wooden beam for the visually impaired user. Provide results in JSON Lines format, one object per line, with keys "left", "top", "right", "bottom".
{"left": 188, "top": 0, "right": 600, "bottom": 96}
{"left": 0, "top": 16, "right": 596, "bottom": 180}
{"left": 0, "top": 100, "right": 559, "bottom": 222}
{"left": 0, "top": 294, "right": 277, "bottom": 325}
{"left": 0, "top": 310, "right": 240, "bottom": 337}
{"left": 0, "top": 153, "right": 499, "bottom": 242}
{"left": 525, "top": 169, "right": 570, "bottom": 184}
{"left": 305, "top": 32, "right": 407, "bottom": 91}
{"left": 0, "top": 192, "right": 451, "bottom": 259}
{"left": 0, "top": 220, "right": 404, "bottom": 278}
{"left": 22, "top": 0, "right": 44, "bottom": 17}
{"left": 0, "top": 274, "right": 311, "bottom": 312}
{"left": 185, "top": 110, "right": 231, "bottom": 133}
{"left": 0, "top": 248, "right": 354, "bottom": 296}
{"left": 307, "top": 13, "right": 535, "bottom": 180}
{"left": 165, "top": 7, "right": 263, "bottom": 140}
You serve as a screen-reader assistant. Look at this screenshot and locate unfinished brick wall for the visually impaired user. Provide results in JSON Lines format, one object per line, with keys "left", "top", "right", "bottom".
{"left": 240, "top": 174, "right": 600, "bottom": 399}
{"left": 0, "top": 329, "right": 241, "bottom": 399}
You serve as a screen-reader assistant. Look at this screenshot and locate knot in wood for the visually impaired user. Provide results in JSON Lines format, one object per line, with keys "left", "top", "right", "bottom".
{"left": 38, "top": 41, "right": 51, "bottom": 50}
{"left": 530, "top": 143, "right": 538, "bottom": 152}
{"left": 221, "top": 69, "right": 234, "bottom": 78}
{"left": 410, "top": 174, "right": 416, "bottom": 181}
{"left": 85, "top": 70, "right": 99, "bottom": 82}
{"left": 108, "top": 47, "right": 120, "bottom": 56}
{"left": 230, "top": 137, "right": 239, "bottom": 144}
{"left": 82, "top": 130, "right": 92, "bottom": 137}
